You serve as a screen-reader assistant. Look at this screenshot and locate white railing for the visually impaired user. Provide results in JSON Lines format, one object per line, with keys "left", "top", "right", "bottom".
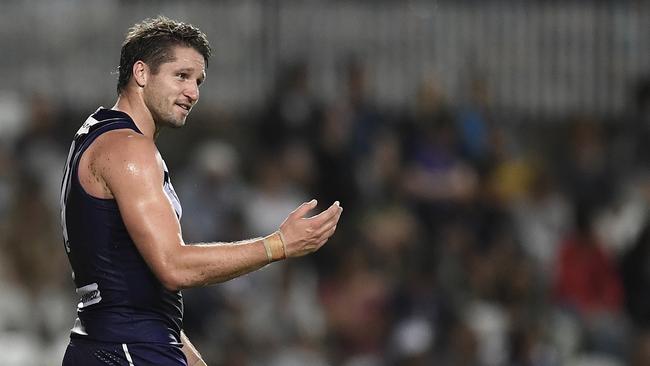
{"left": 0, "top": 1, "right": 647, "bottom": 117}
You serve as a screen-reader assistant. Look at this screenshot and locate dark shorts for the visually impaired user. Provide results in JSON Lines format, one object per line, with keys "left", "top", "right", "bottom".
{"left": 62, "top": 338, "right": 187, "bottom": 366}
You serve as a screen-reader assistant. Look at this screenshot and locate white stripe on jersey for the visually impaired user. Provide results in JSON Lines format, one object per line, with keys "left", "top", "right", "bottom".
{"left": 122, "top": 343, "right": 135, "bottom": 366}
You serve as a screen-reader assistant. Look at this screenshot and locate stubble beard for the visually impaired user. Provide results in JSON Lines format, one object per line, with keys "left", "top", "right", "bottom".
{"left": 147, "top": 95, "right": 187, "bottom": 130}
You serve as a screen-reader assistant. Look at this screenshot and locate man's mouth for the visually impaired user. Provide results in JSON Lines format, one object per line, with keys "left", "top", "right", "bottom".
{"left": 176, "top": 103, "right": 191, "bottom": 112}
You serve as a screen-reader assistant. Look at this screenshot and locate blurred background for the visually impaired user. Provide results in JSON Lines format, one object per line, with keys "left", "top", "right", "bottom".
{"left": 1, "top": 0, "right": 650, "bottom": 365}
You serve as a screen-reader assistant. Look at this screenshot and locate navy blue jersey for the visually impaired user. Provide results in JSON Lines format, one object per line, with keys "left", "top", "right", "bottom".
{"left": 60, "top": 108, "right": 183, "bottom": 345}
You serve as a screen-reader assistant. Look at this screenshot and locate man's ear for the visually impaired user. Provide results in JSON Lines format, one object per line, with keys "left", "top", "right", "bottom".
{"left": 132, "top": 61, "right": 148, "bottom": 88}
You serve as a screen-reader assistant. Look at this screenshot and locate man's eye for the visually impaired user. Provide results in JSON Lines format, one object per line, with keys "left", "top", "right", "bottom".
{"left": 177, "top": 73, "right": 188, "bottom": 80}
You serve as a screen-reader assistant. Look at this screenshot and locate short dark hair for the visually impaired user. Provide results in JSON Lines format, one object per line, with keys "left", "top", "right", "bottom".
{"left": 117, "top": 16, "right": 211, "bottom": 94}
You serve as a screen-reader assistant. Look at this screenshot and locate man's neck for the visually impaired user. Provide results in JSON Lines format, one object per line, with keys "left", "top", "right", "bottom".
{"left": 112, "top": 92, "right": 157, "bottom": 139}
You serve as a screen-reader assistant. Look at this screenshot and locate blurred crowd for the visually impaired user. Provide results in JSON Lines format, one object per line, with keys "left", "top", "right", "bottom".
{"left": 1, "top": 59, "right": 650, "bottom": 366}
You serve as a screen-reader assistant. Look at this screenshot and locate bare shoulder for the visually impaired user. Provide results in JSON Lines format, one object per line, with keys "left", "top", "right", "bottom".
{"left": 84, "top": 129, "right": 164, "bottom": 196}
{"left": 94, "top": 129, "right": 158, "bottom": 160}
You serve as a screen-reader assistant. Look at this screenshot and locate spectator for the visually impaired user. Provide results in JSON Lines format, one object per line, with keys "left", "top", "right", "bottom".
{"left": 553, "top": 202, "right": 627, "bottom": 357}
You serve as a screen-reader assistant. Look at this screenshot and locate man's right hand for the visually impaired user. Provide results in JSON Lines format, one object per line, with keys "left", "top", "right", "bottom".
{"left": 279, "top": 200, "right": 342, "bottom": 258}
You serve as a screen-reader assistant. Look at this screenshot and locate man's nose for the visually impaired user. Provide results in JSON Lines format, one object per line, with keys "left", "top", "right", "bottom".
{"left": 184, "top": 83, "right": 199, "bottom": 102}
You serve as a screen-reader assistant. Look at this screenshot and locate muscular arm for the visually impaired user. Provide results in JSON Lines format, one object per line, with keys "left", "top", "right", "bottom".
{"left": 93, "top": 131, "right": 341, "bottom": 291}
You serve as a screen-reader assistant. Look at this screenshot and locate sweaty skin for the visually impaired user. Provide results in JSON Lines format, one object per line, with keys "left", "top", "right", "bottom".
{"left": 80, "top": 46, "right": 341, "bottom": 287}
{"left": 77, "top": 46, "right": 342, "bottom": 364}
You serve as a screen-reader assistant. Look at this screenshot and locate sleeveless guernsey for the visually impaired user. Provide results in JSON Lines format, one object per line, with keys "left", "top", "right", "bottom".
{"left": 60, "top": 108, "right": 183, "bottom": 345}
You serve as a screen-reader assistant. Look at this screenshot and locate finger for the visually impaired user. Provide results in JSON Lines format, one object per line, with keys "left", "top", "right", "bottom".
{"left": 317, "top": 207, "right": 343, "bottom": 232}
{"left": 313, "top": 216, "right": 340, "bottom": 237}
{"left": 319, "top": 224, "right": 337, "bottom": 241}
{"left": 308, "top": 201, "right": 341, "bottom": 225}
{"left": 312, "top": 226, "right": 337, "bottom": 249}
{"left": 289, "top": 199, "right": 318, "bottom": 219}
{"left": 316, "top": 236, "right": 331, "bottom": 249}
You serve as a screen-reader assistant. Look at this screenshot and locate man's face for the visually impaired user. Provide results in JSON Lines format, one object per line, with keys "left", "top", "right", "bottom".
{"left": 143, "top": 46, "right": 206, "bottom": 129}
